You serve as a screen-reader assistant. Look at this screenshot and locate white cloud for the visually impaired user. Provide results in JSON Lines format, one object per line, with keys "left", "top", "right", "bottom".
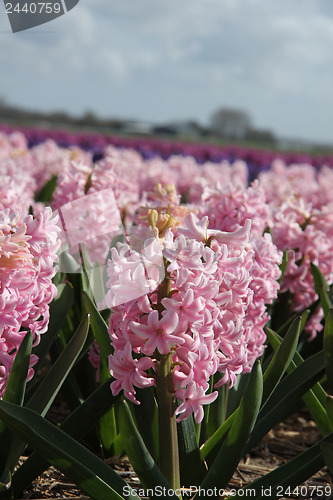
{"left": 0, "top": 0, "right": 332, "bottom": 142}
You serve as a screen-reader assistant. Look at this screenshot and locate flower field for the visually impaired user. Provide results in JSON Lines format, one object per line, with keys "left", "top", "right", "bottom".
{"left": 1, "top": 127, "right": 333, "bottom": 499}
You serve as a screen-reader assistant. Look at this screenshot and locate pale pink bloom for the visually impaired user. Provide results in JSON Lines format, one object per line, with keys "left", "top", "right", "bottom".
{"left": 130, "top": 310, "right": 180, "bottom": 355}
{"left": 109, "top": 342, "right": 155, "bottom": 404}
{"left": 106, "top": 213, "right": 256, "bottom": 421}
{"left": 174, "top": 343, "right": 218, "bottom": 390}
{"left": 173, "top": 213, "right": 209, "bottom": 242}
{"left": 201, "top": 181, "right": 282, "bottom": 367}
{"left": 32, "top": 140, "right": 92, "bottom": 191}
{"left": 202, "top": 180, "right": 272, "bottom": 235}
{"left": 259, "top": 159, "right": 319, "bottom": 209}
{"left": 139, "top": 155, "right": 248, "bottom": 204}
{"left": 258, "top": 161, "right": 333, "bottom": 338}
{"left": 175, "top": 382, "right": 218, "bottom": 423}
{"left": 0, "top": 207, "right": 61, "bottom": 397}
{"left": 270, "top": 196, "right": 333, "bottom": 338}
{"left": 162, "top": 289, "right": 206, "bottom": 334}
{"left": 177, "top": 212, "right": 252, "bottom": 248}
{"left": 104, "top": 237, "right": 163, "bottom": 308}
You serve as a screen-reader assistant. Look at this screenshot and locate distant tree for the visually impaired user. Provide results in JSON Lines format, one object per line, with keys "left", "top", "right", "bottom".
{"left": 245, "top": 127, "right": 276, "bottom": 144}
{"left": 48, "top": 110, "right": 71, "bottom": 124}
{"left": 82, "top": 110, "right": 100, "bottom": 124}
{"left": 210, "top": 107, "right": 252, "bottom": 140}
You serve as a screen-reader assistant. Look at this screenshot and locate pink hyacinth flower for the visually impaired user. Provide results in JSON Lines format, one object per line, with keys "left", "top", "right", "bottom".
{"left": 175, "top": 382, "right": 218, "bottom": 423}
{"left": 130, "top": 309, "right": 180, "bottom": 355}
{"left": 109, "top": 342, "right": 155, "bottom": 404}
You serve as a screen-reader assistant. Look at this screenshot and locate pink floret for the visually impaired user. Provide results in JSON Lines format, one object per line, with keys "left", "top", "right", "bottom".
{"left": 0, "top": 207, "right": 61, "bottom": 397}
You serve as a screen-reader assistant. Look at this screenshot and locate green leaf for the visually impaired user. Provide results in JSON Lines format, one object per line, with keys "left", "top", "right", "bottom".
{"left": 324, "top": 309, "right": 333, "bottom": 394}
{"left": 99, "top": 405, "right": 122, "bottom": 457}
{"left": 118, "top": 399, "right": 179, "bottom": 500}
{"left": 81, "top": 269, "right": 92, "bottom": 300}
{"left": 79, "top": 243, "right": 108, "bottom": 307}
{"left": 320, "top": 441, "right": 333, "bottom": 475}
{"left": 3, "top": 331, "right": 32, "bottom": 406}
{"left": 246, "top": 351, "right": 325, "bottom": 451}
{"left": 303, "top": 389, "right": 331, "bottom": 437}
{"left": 267, "top": 327, "right": 331, "bottom": 436}
{"left": 35, "top": 175, "right": 57, "bottom": 203}
{"left": 30, "top": 283, "right": 74, "bottom": 378}
{"left": 326, "top": 396, "right": 333, "bottom": 431}
{"left": 200, "top": 376, "right": 251, "bottom": 462}
{"left": 311, "top": 262, "right": 332, "bottom": 318}
{"left": 177, "top": 412, "right": 206, "bottom": 487}
{"left": 61, "top": 377, "right": 118, "bottom": 436}
{"left": 205, "top": 376, "right": 227, "bottom": 436}
{"left": 224, "top": 372, "right": 250, "bottom": 419}
{"left": 58, "top": 251, "right": 81, "bottom": 274}
{"left": 82, "top": 292, "right": 120, "bottom": 455}
{"left": 79, "top": 244, "right": 93, "bottom": 299}
{"left": 299, "top": 309, "right": 310, "bottom": 334}
{"left": 11, "top": 378, "right": 121, "bottom": 497}
{"left": 48, "top": 339, "right": 85, "bottom": 413}
{"left": 0, "top": 401, "right": 139, "bottom": 500}
{"left": 278, "top": 248, "right": 289, "bottom": 284}
{"left": 263, "top": 317, "right": 301, "bottom": 406}
{"left": 133, "top": 388, "right": 159, "bottom": 462}
{"left": 195, "top": 361, "right": 263, "bottom": 495}
{"left": 3, "top": 316, "right": 90, "bottom": 475}
{"left": 225, "top": 432, "right": 333, "bottom": 499}
{"left": 98, "top": 361, "right": 122, "bottom": 457}
{"left": 88, "top": 262, "right": 106, "bottom": 307}
{"left": 26, "top": 314, "right": 90, "bottom": 416}
{"left": 202, "top": 325, "right": 324, "bottom": 465}
{"left": 272, "top": 304, "right": 309, "bottom": 341}
{"left": 0, "top": 468, "right": 11, "bottom": 493}
{"left": 0, "top": 331, "right": 32, "bottom": 474}
{"left": 200, "top": 410, "right": 236, "bottom": 462}
{"left": 82, "top": 291, "right": 112, "bottom": 358}
{"left": 80, "top": 242, "right": 93, "bottom": 272}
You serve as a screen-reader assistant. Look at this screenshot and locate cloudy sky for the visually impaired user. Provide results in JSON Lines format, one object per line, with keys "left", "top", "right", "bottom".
{"left": 1, "top": 0, "right": 333, "bottom": 143}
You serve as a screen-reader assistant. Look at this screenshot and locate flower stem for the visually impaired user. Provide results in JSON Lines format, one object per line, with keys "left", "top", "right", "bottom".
{"left": 155, "top": 352, "right": 180, "bottom": 493}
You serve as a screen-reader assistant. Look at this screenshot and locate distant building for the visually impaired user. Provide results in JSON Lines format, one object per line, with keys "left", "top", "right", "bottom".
{"left": 153, "top": 120, "right": 206, "bottom": 138}
{"left": 117, "top": 120, "right": 154, "bottom": 135}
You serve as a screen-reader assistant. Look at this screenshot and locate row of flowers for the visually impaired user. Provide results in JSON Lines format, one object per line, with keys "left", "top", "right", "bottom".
{"left": 1, "top": 122, "right": 333, "bottom": 179}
